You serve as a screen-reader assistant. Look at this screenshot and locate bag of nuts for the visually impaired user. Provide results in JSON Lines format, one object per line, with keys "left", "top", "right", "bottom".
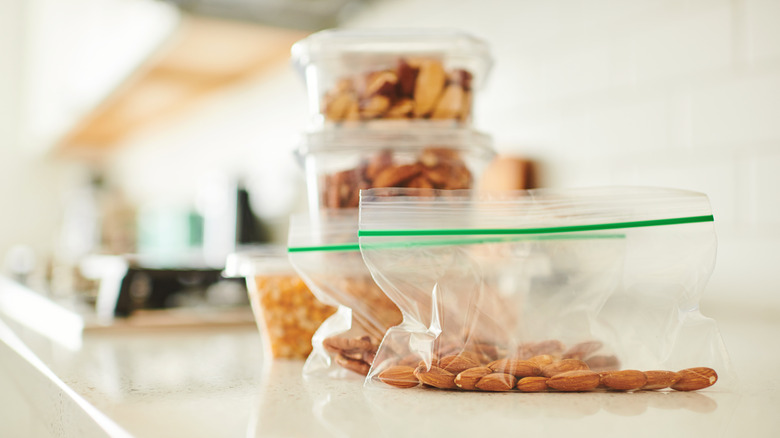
{"left": 288, "top": 209, "right": 402, "bottom": 378}
{"left": 358, "top": 187, "right": 734, "bottom": 393}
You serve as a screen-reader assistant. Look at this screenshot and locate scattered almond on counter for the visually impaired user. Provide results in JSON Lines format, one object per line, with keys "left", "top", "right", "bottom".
{"left": 414, "top": 365, "right": 457, "bottom": 390}
{"left": 599, "top": 370, "right": 647, "bottom": 391}
{"left": 671, "top": 367, "right": 718, "bottom": 391}
{"left": 454, "top": 367, "right": 493, "bottom": 390}
{"left": 378, "top": 366, "right": 419, "bottom": 388}
{"left": 642, "top": 370, "right": 682, "bottom": 390}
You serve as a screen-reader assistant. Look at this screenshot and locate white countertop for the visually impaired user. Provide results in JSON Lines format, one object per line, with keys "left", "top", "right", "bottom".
{"left": 1, "top": 286, "right": 779, "bottom": 437}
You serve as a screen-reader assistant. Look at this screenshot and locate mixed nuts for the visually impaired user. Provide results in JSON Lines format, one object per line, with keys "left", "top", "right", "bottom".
{"left": 321, "top": 57, "right": 473, "bottom": 123}
{"left": 322, "top": 147, "right": 473, "bottom": 209}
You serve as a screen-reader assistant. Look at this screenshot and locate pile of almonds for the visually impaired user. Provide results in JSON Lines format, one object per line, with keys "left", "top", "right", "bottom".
{"left": 379, "top": 358, "right": 717, "bottom": 393}
{"left": 322, "top": 57, "right": 473, "bottom": 123}
{"left": 377, "top": 339, "right": 718, "bottom": 392}
{"left": 323, "top": 147, "right": 472, "bottom": 208}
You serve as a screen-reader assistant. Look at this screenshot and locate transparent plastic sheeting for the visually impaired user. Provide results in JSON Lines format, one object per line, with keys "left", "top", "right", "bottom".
{"left": 358, "top": 187, "right": 734, "bottom": 391}
{"left": 288, "top": 209, "right": 401, "bottom": 379}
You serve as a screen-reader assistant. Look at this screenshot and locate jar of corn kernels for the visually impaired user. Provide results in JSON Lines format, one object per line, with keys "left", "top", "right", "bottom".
{"left": 225, "top": 246, "right": 336, "bottom": 359}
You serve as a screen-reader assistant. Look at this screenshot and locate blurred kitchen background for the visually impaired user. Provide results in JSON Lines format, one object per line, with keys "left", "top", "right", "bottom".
{"left": 1, "top": 0, "right": 778, "bottom": 316}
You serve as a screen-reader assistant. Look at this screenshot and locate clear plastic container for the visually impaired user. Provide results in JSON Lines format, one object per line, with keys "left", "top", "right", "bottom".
{"left": 291, "top": 29, "right": 493, "bottom": 128}
{"left": 295, "top": 128, "right": 495, "bottom": 214}
{"left": 224, "top": 246, "right": 336, "bottom": 359}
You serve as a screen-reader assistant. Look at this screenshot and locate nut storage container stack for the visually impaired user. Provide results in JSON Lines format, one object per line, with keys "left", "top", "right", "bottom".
{"left": 291, "top": 28, "right": 496, "bottom": 214}
{"left": 282, "top": 28, "right": 496, "bottom": 374}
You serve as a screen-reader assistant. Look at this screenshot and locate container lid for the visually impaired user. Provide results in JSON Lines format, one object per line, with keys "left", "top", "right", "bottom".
{"left": 295, "top": 126, "right": 495, "bottom": 159}
{"left": 291, "top": 28, "right": 493, "bottom": 80}
{"left": 223, "top": 245, "right": 294, "bottom": 278}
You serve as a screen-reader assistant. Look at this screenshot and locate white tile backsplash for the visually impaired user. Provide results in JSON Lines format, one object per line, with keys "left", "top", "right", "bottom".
{"left": 690, "top": 71, "right": 780, "bottom": 146}
{"left": 745, "top": 151, "right": 780, "bottom": 224}
{"left": 632, "top": 3, "right": 733, "bottom": 83}
{"left": 746, "top": 0, "right": 780, "bottom": 63}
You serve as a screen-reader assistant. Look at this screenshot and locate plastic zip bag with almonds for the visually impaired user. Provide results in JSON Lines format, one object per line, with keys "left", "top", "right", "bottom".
{"left": 288, "top": 209, "right": 402, "bottom": 379}
{"left": 358, "top": 187, "right": 733, "bottom": 393}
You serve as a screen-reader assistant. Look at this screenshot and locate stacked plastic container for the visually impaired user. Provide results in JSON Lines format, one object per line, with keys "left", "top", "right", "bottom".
{"left": 284, "top": 29, "right": 496, "bottom": 377}
{"left": 290, "top": 29, "right": 496, "bottom": 215}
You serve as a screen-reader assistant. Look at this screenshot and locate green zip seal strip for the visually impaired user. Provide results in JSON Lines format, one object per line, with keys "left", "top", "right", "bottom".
{"left": 288, "top": 233, "right": 624, "bottom": 253}
{"left": 358, "top": 215, "right": 714, "bottom": 237}
{"left": 287, "top": 214, "right": 713, "bottom": 253}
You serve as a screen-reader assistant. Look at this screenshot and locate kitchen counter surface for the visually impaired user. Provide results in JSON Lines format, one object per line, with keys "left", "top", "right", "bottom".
{"left": 1, "top": 283, "right": 779, "bottom": 437}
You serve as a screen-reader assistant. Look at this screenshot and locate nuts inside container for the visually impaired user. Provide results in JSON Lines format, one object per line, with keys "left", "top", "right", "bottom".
{"left": 296, "top": 128, "right": 495, "bottom": 213}
{"left": 291, "top": 29, "right": 492, "bottom": 127}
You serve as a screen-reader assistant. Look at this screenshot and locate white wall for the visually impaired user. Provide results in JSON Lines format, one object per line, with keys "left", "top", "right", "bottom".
{"left": 109, "top": 0, "right": 780, "bottom": 309}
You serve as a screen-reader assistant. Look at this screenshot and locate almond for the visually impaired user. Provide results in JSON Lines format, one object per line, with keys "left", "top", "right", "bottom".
{"left": 322, "top": 336, "right": 375, "bottom": 356}
{"left": 413, "top": 59, "right": 446, "bottom": 117}
{"left": 360, "top": 95, "right": 391, "bottom": 119}
{"left": 418, "top": 147, "right": 461, "bottom": 168}
{"left": 439, "top": 354, "right": 480, "bottom": 375}
{"left": 335, "top": 354, "right": 370, "bottom": 376}
{"left": 519, "top": 340, "right": 565, "bottom": 358}
{"left": 475, "top": 373, "right": 517, "bottom": 392}
{"left": 488, "top": 358, "right": 541, "bottom": 377}
{"left": 414, "top": 365, "right": 456, "bottom": 390}
{"left": 385, "top": 98, "right": 415, "bottom": 118}
{"left": 372, "top": 163, "right": 423, "bottom": 188}
{"left": 541, "top": 359, "right": 589, "bottom": 377}
{"left": 406, "top": 176, "right": 435, "bottom": 191}
{"left": 516, "top": 376, "right": 549, "bottom": 392}
{"left": 546, "top": 370, "right": 600, "bottom": 392}
{"left": 563, "top": 341, "right": 603, "bottom": 360}
{"left": 600, "top": 370, "right": 647, "bottom": 391}
{"left": 364, "top": 70, "right": 398, "bottom": 98}
{"left": 364, "top": 150, "right": 394, "bottom": 181}
{"left": 527, "top": 354, "right": 555, "bottom": 368}
{"left": 378, "top": 366, "right": 419, "bottom": 388}
{"left": 585, "top": 355, "right": 620, "bottom": 372}
{"left": 324, "top": 92, "right": 357, "bottom": 121}
{"left": 454, "top": 367, "right": 492, "bottom": 390}
{"left": 671, "top": 367, "right": 718, "bottom": 391}
{"left": 469, "top": 343, "right": 501, "bottom": 361}
{"left": 642, "top": 370, "right": 681, "bottom": 390}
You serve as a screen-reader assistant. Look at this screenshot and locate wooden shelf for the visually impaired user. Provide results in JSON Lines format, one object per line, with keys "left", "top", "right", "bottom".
{"left": 57, "top": 15, "right": 307, "bottom": 155}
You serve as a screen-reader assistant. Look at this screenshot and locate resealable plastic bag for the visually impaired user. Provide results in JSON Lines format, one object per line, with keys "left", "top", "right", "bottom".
{"left": 288, "top": 209, "right": 402, "bottom": 378}
{"left": 359, "top": 187, "right": 733, "bottom": 392}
